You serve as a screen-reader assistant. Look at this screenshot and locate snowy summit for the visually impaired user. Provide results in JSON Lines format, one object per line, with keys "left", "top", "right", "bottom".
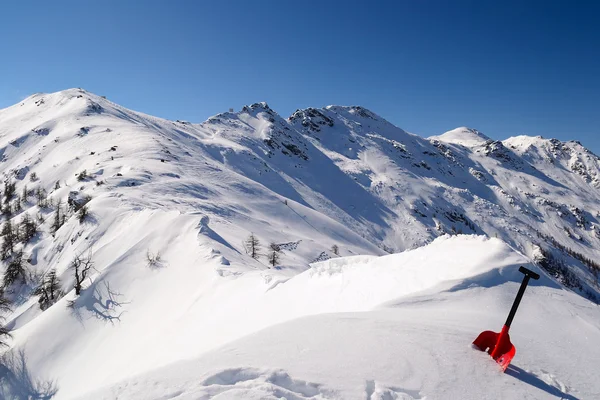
{"left": 430, "top": 127, "right": 491, "bottom": 147}
{"left": 0, "top": 89, "right": 598, "bottom": 399}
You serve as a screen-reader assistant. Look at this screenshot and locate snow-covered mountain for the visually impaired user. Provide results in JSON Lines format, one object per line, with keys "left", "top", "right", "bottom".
{"left": 0, "top": 89, "right": 598, "bottom": 399}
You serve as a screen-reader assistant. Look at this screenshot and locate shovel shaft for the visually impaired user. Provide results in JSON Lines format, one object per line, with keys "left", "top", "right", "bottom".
{"left": 504, "top": 276, "right": 529, "bottom": 327}
{"left": 504, "top": 266, "right": 539, "bottom": 328}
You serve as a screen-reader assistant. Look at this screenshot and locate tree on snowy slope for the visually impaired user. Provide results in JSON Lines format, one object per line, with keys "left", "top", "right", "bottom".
{"left": 267, "top": 242, "right": 282, "bottom": 267}
{"left": 71, "top": 252, "right": 93, "bottom": 295}
{"left": 0, "top": 220, "right": 17, "bottom": 260}
{"left": 3, "top": 180, "right": 16, "bottom": 205}
{"left": 331, "top": 244, "right": 339, "bottom": 256}
{"left": 21, "top": 184, "right": 29, "bottom": 203}
{"left": 52, "top": 200, "right": 65, "bottom": 234}
{"left": 244, "top": 233, "right": 261, "bottom": 260}
{"left": 35, "top": 187, "right": 48, "bottom": 208}
{"left": 1, "top": 202, "right": 11, "bottom": 217}
{"left": 19, "top": 213, "right": 37, "bottom": 243}
{"left": 35, "top": 269, "right": 62, "bottom": 310}
{"left": 0, "top": 296, "right": 11, "bottom": 346}
{"left": 13, "top": 195, "right": 22, "bottom": 213}
{"left": 77, "top": 204, "right": 89, "bottom": 223}
{"left": 2, "top": 251, "right": 26, "bottom": 289}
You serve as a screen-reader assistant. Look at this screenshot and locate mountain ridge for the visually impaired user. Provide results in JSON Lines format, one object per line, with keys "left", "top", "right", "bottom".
{"left": 0, "top": 88, "right": 598, "bottom": 398}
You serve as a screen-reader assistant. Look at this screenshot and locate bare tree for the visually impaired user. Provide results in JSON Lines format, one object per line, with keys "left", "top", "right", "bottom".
{"left": 146, "top": 250, "right": 162, "bottom": 268}
{"left": 244, "top": 233, "right": 261, "bottom": 260}
{"left": 331, "top": 244, "right": 339, "bottom": 256}
{"left": 71, "top": 251, "right": 94, "bottom": 295}
{"left": 267, "top": 242, "right": 281, "bottom": 267}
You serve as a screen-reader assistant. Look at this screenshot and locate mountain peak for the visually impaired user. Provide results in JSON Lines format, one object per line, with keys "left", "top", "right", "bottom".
{"left": 239, "top": 102, "right": 274, "bottom": 116}
{"left": 429, "top": 127, "right": 491, "bottom": 147}
{"left": 288, "top": 107, "right": 335, "bottom": 132}
{"left": 324, "top": 105, "right": 380, "bottom": 120}
{"left": 288, "top": 105, "right": 389, "bottom": 135}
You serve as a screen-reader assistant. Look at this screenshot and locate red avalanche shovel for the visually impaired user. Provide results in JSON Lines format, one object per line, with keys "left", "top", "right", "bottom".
{"left": 473, "top": 266, "right": 540, "bottom": 371}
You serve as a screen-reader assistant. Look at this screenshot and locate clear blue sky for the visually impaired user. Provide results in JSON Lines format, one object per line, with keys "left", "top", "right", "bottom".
{"left": 1, "top": 1, "right": 599, "bottom": 152}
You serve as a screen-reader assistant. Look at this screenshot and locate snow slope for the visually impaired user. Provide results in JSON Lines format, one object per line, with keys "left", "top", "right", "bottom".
{"left": 78, "top": 235, "right": 600, "bottom": 400}
{"left": 0, "top": 89, "right": 598, "bottom": 399}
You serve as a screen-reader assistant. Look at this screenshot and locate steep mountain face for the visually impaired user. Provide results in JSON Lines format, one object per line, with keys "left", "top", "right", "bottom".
{"left": 0, "top": 89, "right": 598, "bottom": 398}
{"left": 288, "top": 105, "right": 600, "bottom": 301}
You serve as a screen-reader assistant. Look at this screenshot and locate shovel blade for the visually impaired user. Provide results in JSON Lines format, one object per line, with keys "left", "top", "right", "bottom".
{"left": 473, "top": 330, "right": 499, "bottom": 354}
{"left": 473, "top": 326, "right": 516, "bottom": 372}
{"left": 496, "top": 344, "right": 516, "bottom": 371}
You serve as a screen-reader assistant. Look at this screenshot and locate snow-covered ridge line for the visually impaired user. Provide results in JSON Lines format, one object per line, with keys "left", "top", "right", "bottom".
{"left": 79, "top": 234, "right": 600, "bottom": 400}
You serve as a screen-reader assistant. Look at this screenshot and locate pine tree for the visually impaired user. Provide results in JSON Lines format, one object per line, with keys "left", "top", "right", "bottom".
{"left": 0, "top": 295, "right": 11, "bottom": 346}
{"left": 13, "top": 195, "right": 21, "bottom": 212}
{"left": 19, "top": 213, "right": 37, "bottom": 243}
{"left": 331, "top": 244, "right": 339, "bottom": 256}
{"left": 21, "top": 185, "right": 29, "bottom": 203}
{"left": 267, "top": 242, "right": 281, "bottom": 267}
{"left": 3, "top": 251, "right": 26, "bottom": 289}
{"left": 244, "top": 233, "right": 261, "bottom": 260}
{"left": 1, "top": 202, "right": 11, "bottom": 217}
{"left": 1, "top": 220, "right": 16, "bottom": 260}
{"left": 35, "top": 187, "right": 48, "bottom": 208}
{"left": 34, "top": 269, "right": 62, "bottom": 310}
{"left": 77, "top": 204, "right": 89, "bottom": 223}
{"left": 52, "top": 200, "right": 64, "bottom": 234}
{"left": 77, "top": 170, "right": 88, "bottom": 181}
{"left": 3, "top": 180, "right": 15, "bottom": 205}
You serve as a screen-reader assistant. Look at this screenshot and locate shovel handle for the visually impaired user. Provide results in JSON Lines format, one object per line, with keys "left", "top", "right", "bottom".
{"left": 505, "top": 266, "right": 538, "bottom": 328}
{"left": 519, "top": 266, "right": 540, "bottom": 280}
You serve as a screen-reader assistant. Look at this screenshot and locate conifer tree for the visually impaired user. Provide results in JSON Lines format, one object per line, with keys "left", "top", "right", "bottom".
{"left": 244, "top": 233, "right": 261, "bottom": 260}
{"left": 35, "top": 269, "right": 62, "bottom": 310}
{"left": 3, "top": 251, "right": 26, "bottom": 289}
{"left": 52, "top": 200, "right": 65, "bottom": 234}
{"left": 0, "top": 295, "right": 11, "bottom": 346}
{"left": 1, "top": 220, "right": 16, "bottom": 260}
{"left": 267, "top": 242, "right": 281, "bottom": 267}
{"left": 19, "top": 213, "right": 37, "bottom": 243}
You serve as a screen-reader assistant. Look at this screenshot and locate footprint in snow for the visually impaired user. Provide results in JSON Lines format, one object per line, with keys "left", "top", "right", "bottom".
{"left": 537, "top": 369, "right": 570, "bottom": 394}
{"left": 365, "top": 379, "right": 425, "bottom": 400}
{"left": 200, "top": 367, "right": 337, "bottom": 399}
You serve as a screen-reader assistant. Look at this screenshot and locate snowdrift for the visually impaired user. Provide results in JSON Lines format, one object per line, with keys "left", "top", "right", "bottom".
{"left": 71, "top": 235, "right": 600, "bottom": 400}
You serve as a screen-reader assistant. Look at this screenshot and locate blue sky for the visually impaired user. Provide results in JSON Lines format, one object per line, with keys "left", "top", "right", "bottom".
{"left": 1, "top": 1, "right": 599, "bottom": 152}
